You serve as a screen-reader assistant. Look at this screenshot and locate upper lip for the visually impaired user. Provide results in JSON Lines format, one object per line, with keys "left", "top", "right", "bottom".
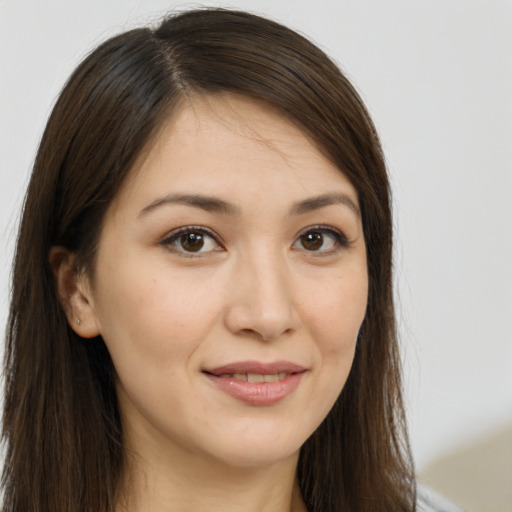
{"left": 204, "top": 360, "right": 306, "bottom": 376}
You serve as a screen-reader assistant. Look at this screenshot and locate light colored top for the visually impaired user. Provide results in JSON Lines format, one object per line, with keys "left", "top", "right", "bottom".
{"left": 417, "top": 484, "right": 466, "bottom": 512}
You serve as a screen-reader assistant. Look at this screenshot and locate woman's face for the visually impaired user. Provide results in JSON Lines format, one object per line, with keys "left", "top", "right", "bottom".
{"left": 80, "top": 94, "right": 368, "bottom": 469}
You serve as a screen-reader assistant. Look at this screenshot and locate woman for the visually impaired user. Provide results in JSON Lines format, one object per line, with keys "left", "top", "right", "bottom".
{"left": 1, "top": 8, "right": 460, "bottom": 512}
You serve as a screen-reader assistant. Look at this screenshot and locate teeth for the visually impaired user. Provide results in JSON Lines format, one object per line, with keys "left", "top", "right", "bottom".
{"left": 217, "top": 373, "right": 288, "bottom": 382}
{"left": 247, "top": 373, "right": 265, "bottom": 383}
{"left": 215, "top": 372, "right": 290, "bottom": 382}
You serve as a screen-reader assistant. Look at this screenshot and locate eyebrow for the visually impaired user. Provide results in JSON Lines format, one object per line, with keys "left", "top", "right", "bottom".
{"left": 139, "top": 194, "right": 242, "bottom": 217}
{"left": 139, "top": 192, "right": 360, "bottom": 218}
{"left": 290, "top": 192, "right": 360, "bottom": 217}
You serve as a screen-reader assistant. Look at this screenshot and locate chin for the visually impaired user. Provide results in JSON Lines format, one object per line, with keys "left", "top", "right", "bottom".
{"left": 196, "top": 422, "right": 307, "bottom": 469}
{"left": 212, "top": 444, "right": 301, "bottom": 469}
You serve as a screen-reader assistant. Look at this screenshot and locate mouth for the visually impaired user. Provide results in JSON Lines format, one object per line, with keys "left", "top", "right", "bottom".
{"left": 202, "top": 361, "right": 306, "bottom": 405}
{"left": 204, "top": 360, "right": 306, "bottom": 376}
{"left": 211, "top": 372, "right": 289, "bottom": 383}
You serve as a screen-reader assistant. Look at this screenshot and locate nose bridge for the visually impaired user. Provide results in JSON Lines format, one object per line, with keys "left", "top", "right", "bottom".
{"left": 224, "top": 242, "right": 298, "bottom": 340}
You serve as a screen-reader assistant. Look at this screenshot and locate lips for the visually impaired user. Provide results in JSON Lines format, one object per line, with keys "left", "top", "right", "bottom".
{"left": 203, "top": 360, "right": 306, "bottom": 406}
{"left": 218, "top": 372, "right": 287, "bottom": 383}
{"left": 205, "top": 360, "right": 305, "bottom": 376}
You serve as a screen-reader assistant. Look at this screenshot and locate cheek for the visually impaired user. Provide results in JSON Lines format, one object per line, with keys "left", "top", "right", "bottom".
{"left": 299, "top": 267, "right": 368, "bottom": 405}
{"left": 92, "top": 256, "right": 227, "bottom": 370}
{"left": 90, "top": 261, "right": 228, "bottom": 429}
{"left": 302, "top": 271, "right": 368, "bottom": 351}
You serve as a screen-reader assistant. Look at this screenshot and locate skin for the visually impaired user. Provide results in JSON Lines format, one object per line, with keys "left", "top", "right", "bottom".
{"left": 52, "top": 94, "right": 368, "bottom": 512}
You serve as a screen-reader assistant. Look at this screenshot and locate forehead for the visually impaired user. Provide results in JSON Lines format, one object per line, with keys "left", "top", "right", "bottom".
{"left": 116, "top": 93, "right": 358, "bottom": 212}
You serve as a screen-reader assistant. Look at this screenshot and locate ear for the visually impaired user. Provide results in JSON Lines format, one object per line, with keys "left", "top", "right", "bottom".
{"left": 49, "top": 246, "right": 101, "bottom": 338}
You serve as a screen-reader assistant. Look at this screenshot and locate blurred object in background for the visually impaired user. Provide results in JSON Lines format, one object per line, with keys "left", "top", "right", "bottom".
{"left": 419, "top": 423, "right": 512, "bottom": 512}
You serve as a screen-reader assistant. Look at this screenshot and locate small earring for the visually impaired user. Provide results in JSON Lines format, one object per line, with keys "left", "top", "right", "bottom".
{"left": 76, "top": 318, "right": 81, "bottom": 325}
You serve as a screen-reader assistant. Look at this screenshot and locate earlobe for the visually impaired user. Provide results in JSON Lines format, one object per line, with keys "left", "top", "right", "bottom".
{"left": 49, "top": 247, "right": 101, "bottom": 338}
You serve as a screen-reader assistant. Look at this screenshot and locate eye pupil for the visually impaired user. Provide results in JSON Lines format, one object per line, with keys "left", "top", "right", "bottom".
{"left": 301, "top": 232, "right": 323, "bottom": 251}
{"left": 181, "top": 233, "right": 204, "bottom": 252}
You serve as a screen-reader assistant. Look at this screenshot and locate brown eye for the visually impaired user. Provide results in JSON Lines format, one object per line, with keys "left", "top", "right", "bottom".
{"left": 180, "top": 233, "right": 205, "bottom": 252}
{"left": 162, "top": 227, "right": 221, "bottom": 255}
{"left": 300, "top": 232, "right": 324, "bottom": 251}
{"left": 293, "top": 227, "right": 347, "bottom": 253}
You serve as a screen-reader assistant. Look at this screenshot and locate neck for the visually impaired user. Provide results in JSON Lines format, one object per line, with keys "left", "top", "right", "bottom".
{"left": 116, "top": 442, "right": 307, "bottom": 512}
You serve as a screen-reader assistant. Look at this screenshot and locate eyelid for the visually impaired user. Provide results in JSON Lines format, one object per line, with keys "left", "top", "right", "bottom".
{"left": 160, "top": 225, "right": 224, "bottom": 256}
{"left": 159, "top": 224, "right": 350, "bottom": 257}
{"left": 293, "top": 224, "right": 350, "bottom": 253}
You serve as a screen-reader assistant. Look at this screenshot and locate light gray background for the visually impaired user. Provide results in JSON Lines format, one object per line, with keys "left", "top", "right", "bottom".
{"left": 1, "top": 1, "right": 511, "bottom": 509}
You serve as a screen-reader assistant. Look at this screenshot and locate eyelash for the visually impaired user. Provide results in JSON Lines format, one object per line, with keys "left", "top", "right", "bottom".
{"left": 293, "top": 225, "right": 349, "bottom": 255}
{"left": 160, "top": 226, "right": 223, "bottom": 258}
{"left": 160, "top": 224, "right": 349, "bottom": 257}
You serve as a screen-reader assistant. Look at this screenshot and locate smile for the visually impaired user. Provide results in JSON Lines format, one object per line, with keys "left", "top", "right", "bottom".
{"left": 217, "top": 372, "right": 287, "bottom": 382}
{"left": 203, "top": 361, "right": 306, "bottom": 405}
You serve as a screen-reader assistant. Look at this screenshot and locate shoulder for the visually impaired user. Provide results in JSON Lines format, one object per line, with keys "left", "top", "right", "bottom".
{"left": 416, "top": 483, "right": 465, "bottom": 512}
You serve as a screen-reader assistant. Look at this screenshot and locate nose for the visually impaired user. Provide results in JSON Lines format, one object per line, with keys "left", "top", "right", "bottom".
{"left": 223, "top": 249, "right": 300, "bottom": 341}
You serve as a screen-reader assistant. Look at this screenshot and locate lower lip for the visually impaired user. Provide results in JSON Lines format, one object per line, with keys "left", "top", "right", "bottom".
{"left": 204, "top": 372, "right": 305, "bottom": 405}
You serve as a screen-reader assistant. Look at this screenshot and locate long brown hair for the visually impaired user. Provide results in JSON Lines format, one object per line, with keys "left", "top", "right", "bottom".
{"left": 2, "top": 8, "right": 415, "bottom": 511}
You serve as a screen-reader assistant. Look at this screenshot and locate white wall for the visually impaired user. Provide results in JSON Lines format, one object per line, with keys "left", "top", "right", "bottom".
{"left": 1, "top": 0, "right": 511, "bottom": 482}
